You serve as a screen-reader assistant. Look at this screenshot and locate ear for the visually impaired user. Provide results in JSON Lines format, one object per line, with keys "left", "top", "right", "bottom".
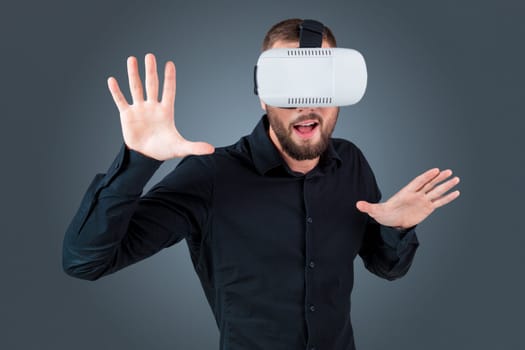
{"left": 259, "top": 99, "right": 267, "bottom": 112}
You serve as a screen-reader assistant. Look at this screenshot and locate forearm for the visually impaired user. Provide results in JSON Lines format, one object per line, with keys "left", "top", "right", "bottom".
{"left": 62, "top": 144, "right": 162, "bottom": 280}
{"left": 360, "top": 223, "right": 420, "bottom": 281}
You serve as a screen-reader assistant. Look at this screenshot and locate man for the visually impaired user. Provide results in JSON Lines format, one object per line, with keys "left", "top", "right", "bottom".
{"left": 63, "top": 18, "right": 460, "bottom": 350}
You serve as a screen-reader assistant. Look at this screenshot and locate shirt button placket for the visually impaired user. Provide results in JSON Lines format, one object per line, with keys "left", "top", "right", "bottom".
{"left": 306, "top": 215, "right": 315, "bottom": 301}
{"left": 304, "top": 179, "right": 317, "bottom": 350}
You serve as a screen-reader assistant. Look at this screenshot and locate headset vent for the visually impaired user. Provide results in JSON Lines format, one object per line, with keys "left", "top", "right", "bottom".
{"left": 287, "top": 49, "right": 333, "bottom": 56}
{"left": 287, "top": 97, "right": 333, "bottom": 105}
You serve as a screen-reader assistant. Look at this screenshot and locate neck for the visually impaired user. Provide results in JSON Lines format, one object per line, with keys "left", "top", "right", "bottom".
{"left": 268, "top": 126, "right": 319, "bottom": 174}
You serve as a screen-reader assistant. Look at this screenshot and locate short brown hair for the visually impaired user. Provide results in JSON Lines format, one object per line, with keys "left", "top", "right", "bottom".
{"left": 261, "top": 18, "right": 337, "bottom": 51}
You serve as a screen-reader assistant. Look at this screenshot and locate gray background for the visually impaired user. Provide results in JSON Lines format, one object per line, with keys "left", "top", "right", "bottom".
{"left": 1, "top": 0, "right": 524, "bottom": 349}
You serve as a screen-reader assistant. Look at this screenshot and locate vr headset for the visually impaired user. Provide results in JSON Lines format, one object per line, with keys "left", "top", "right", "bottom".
{"left": 253, "top": 19, "right": 367, "bottom": 108}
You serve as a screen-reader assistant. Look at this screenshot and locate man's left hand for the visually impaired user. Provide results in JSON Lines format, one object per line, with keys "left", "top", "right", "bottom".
{"left": 356, "top": 168, "right": 460, "bottom": 229}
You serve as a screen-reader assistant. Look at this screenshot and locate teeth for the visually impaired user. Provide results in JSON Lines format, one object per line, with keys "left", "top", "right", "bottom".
{"left": 297, "top": 122, "right": 316, "bottom": 127}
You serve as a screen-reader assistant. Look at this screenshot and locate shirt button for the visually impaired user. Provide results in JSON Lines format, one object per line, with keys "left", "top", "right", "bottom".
{"left": 309, "top": 305, "right": 315, "bottom": 312}
{"left": 309, "top": 261, "right": 315, "bottom": 268}
{"left": 306, "top": 217, "right": 313, "bottom": 223}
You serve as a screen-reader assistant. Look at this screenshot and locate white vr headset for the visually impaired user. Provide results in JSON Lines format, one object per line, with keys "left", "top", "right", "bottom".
{"left": 253, "top": 19, "right": 367, "bottom": 108}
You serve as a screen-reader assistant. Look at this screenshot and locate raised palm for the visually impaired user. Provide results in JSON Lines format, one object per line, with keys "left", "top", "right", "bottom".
{"left": 356, "top": 168, "right": 461, "bottom": 229}
{"left": 107, "top": 53, "right": 214, "bottom": 161}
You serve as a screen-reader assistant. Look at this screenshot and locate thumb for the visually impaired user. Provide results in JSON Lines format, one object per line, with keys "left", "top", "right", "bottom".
{"left": 356, "top": 200, "right": 376, "bottom": 215}
{"left": 178, "top": 141, "right": 215, "bottom": 156}
{"left": 188, "top": 141, "right": 215, "bottom": 155}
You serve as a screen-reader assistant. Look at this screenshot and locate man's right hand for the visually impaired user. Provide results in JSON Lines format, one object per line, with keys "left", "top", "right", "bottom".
{"left": 107, "top": 53, "right": 215, "bottom": 161}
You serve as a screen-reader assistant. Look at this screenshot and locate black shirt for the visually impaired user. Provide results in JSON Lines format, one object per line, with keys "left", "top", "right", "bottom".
{"left": 63, "top": 114, "right": 419, "bottom": 350}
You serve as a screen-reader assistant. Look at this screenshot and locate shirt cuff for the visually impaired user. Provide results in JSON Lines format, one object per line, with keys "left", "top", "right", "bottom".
{"left": 379, "top": 225, "right": 418, "bottom": 250}
{"left": 98, "top": 143, "right": 163, "bottom": 195}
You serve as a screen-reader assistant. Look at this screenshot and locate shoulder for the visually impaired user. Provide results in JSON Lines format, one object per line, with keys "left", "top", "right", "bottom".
{"left": 150, "top": 136, "right": 251, "bottom": 194}
{"left": 189, "top": 135, "right": 254, "bottom": 169}
{"left": 332, "top": 137, "right": 381, "bottom": 201}
{"left": 331, "top": 137, "right": 370, "bottom": 167}
{"left": 332, "top": 137, "right": 379, "bottom": 186}
{"left": 175, "top": 135, "right": 252, "bottom": 172}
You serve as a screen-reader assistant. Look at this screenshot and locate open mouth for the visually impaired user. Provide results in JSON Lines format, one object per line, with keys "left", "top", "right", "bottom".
{"left": 293, "top": 120, "right": 319, "bottom": 137}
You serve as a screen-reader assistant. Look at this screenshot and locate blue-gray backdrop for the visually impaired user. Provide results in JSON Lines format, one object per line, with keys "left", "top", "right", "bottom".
{"left": 1, "top": 0, "right": 524, "bottom": 349}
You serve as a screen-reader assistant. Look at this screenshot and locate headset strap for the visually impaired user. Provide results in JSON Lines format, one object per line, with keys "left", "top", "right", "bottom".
{"left": 254, "top": 19, "right": 326, "bottom": 95}
{"left": 299, "top": 19, "right": 325, "bottom": 48}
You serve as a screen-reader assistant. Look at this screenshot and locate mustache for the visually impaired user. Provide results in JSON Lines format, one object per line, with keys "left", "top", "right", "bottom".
{"left": 291, "top": 113, "right": 323, "bottom": 125}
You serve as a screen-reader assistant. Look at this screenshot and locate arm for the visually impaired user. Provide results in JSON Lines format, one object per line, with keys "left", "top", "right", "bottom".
{"left": 62, "top": 146, "right": 213, "bottom": 281}
{"left": 358, "top": 220, "right": 419, "bottom": 281}
{"left": 357, "top": 167, "right": 460, "bottom": 280}
{"left": 63, "top": 144, "right": 160, "bottom": 280}
{"left": 62, "top": 53, "right": 214, "bottom": 280}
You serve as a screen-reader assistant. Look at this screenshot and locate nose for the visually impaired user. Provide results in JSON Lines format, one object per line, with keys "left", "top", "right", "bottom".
{"left": 296, "top": 106, "right": 321, "bottom": 113}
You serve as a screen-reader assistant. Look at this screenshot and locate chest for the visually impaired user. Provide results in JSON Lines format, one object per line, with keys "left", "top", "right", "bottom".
{"left": 211, "top": 168, "right": 370, "bottom": 274}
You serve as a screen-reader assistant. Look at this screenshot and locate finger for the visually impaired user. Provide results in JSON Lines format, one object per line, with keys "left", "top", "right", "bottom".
{"left": 356, "top": 201, "right": 378, "bottom": 215}
{"left": 432, "top": 190, "right": 460, "bottom": 208}
{"left": 161, "top": 61, "right": 176, "bottom": 107}
{"left": 421, "top": 169, "right": 453, "bottom": 193}
{"left": 145, "top": 53, "right": 159, "bottom": 102}
{"left": 427, "top": 176, "right": 461, "bottom": 201}
{"left": 405, "top": 168, "right": 440, "bottom": 192}
{"left": 179, "top": 141, "right": 215, "bottom": 156}
{"left": 127, "top": 56, "right": 144, "bottom": 103}
{"left": 107, "top": 77, "right": 129, "bottom": 112}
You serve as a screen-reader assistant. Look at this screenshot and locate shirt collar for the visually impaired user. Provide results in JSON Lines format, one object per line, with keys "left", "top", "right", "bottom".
{"left": 247, "top": 114, "right": 342, "bottom": 176}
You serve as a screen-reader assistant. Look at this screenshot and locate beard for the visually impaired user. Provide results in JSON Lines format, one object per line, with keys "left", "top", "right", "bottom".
{"left": 267, "top": 108, "right": 339, "bottom": 161}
